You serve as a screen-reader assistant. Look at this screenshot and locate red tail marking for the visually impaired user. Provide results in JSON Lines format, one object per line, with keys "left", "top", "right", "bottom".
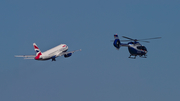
{"left": 34, "top": 45, "right": 39, "bottom": 49}
{"left": 63, "top": 45, "right": 66, "bottom": 47}
{"left": 35, "top": 52, "right": 42, "bottom": 60}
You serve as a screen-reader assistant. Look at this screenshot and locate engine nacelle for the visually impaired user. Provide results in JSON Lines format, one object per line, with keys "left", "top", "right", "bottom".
{"left": 64, "top": 53, "right": 72, "bottom": 58}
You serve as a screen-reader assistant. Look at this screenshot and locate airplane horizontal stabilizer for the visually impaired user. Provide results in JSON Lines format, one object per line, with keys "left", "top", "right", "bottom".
{"left": 15, "top": 55, "right": 36, "bottom": 58}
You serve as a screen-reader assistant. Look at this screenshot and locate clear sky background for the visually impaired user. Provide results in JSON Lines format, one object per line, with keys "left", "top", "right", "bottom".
{"left": 0, "top": 0, "right": 180, "bottom": 101}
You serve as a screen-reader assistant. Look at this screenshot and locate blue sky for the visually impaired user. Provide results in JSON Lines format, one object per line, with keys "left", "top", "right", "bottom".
{"left": 0, "top": 0, "right": 180, "bottom": 101}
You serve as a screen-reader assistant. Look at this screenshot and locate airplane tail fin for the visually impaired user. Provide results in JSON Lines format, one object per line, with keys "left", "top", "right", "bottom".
{"left": 33, "top": 43, "right": 42, "bottom": 56}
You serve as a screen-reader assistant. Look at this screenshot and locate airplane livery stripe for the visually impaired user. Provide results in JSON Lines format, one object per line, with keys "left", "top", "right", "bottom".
{"left": 34, "top": 45, "right": 39, "bottom": 49}
{"left": 35, "top": 52, "right": 42, "bottom": 60}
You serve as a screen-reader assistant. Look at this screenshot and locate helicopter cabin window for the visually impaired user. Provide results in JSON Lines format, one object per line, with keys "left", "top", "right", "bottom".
{"left": 137, "top": 46, "right": 147, "bottom": 51}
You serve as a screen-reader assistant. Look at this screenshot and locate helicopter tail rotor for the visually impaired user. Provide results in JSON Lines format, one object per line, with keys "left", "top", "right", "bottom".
{"left": 113, "top": 34, "right": 121, "bottom": 49}
{"left": 112, "top": 34, "right": 129, "bottom": 49}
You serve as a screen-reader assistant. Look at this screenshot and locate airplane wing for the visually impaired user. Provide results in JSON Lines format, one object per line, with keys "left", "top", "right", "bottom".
{"left": 15, "top": 55, "right": 36, "bottom": 59}
{"left": 58, "top": 49, "right": 81, "bottom": 56}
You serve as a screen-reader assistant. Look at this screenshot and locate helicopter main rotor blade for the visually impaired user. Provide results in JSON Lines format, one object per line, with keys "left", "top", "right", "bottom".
{"left": 122, "top": 36, "right": 134, "bottom": 40}
{"left": 121, "top": 40, "right": 150, "bottom": 43}
{"left": 137, "top": 37, "right": 161, "bottom": 41}
{"left": 122, "top": 36, "right": 161, "bottom": 43}
{"left": 121, "top": 40, "right": 132, "bottom": 42}
{"left": 139, "top": 40, "right": 150, "bottom": 43}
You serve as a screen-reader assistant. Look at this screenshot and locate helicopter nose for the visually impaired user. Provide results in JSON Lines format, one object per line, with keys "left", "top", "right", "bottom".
{"left": 145, "top": 51, "right": 148, "bottom": 54}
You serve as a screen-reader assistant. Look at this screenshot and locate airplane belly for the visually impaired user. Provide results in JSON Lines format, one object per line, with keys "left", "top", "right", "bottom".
{"left": 40, "top": 54, "right": 52, "bottom": 60}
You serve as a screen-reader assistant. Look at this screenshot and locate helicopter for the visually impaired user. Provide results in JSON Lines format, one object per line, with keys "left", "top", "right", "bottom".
{"left": 113, "top": 34, "right": 161, "bottom": 59}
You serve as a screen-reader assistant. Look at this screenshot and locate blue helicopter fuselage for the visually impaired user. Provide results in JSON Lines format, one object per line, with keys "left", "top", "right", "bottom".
{"left": 112, "top": 34, "right": 160, "bottom": 58}
{"left": 113, "top": 40, "right": 147, "bottom": 56}
{"left": 128, "top": 43, "right": 147, "bottom": 56}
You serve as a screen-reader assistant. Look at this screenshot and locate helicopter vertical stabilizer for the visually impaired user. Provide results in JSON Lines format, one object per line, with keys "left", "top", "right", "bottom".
{"left": 113, "top": 34, "right": 121, "bottom": 49}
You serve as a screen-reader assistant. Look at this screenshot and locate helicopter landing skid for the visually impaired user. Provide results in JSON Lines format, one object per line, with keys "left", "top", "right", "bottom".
{"left": 129, "top": 55, "right": 136, "bottom": 59}
{"left": 139, "top": 55, "right": 147, "bottom": 58}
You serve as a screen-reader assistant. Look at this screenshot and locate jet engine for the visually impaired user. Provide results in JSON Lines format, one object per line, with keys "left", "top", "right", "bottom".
{"left": 64, "top": 53, "right": 72, "bottom": 58}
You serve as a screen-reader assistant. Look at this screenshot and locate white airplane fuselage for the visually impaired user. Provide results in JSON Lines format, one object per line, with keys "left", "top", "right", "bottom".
{"left": 15, "top": 43, "right": 81, "bottom": 61}
{"left": 36, "top": 44, "right": 68, "bottom": 60}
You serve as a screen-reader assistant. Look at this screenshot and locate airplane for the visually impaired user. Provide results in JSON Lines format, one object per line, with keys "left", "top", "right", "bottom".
{"left": 15, "top": 43, "right": 81, "bottom": 61}
{"left": 113, "top": 34, "right": 161, "bottom": 59}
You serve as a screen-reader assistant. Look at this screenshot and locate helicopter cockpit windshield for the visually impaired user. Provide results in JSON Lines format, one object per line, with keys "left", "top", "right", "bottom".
{"left": 137, "top": 46, "right": 147, "bottom": 51}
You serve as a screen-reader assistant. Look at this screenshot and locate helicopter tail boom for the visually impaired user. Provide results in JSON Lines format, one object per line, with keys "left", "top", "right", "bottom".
{"left": 113, "top": 34, "right": 129, "bottom": 49}
{"left": 120, "top": 43, "right": 129, "bottom": 47}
